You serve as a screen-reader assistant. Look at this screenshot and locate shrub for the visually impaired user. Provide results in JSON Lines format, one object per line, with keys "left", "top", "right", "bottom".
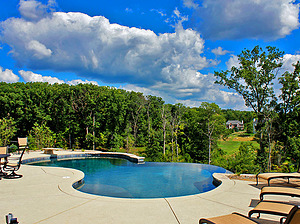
{"left": 0, "top": 116, "right": 17, "bottom": 146}
{"left": 28, "top": 122, "right": 56, "bottom": 150}
{"left": 230, "top": 142, "right": 259, "bottom": 174}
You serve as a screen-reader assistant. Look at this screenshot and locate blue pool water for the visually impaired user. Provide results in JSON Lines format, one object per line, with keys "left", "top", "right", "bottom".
{"left": 33, "top": 158, "right": 228, "bottom": 198}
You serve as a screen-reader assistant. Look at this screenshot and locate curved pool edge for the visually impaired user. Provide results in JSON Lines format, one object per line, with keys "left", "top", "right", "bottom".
{"left": 57, "top": 171, "right": 234, "bottom": 201}
{"left": 19, "top": 150, "right": 231, "bottom": 200}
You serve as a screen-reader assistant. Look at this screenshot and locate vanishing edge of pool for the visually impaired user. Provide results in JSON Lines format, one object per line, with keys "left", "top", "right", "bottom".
{"left": 23, "top": 152, "right": 232, "bottom": 198}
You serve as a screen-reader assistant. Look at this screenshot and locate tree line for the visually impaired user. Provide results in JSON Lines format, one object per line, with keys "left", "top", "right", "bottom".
{"left": 0, "top": 81, "right": 251, "bottom": 163}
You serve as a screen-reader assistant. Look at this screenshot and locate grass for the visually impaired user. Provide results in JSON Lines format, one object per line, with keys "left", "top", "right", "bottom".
{"left": 218, "top": 131, "right": 259, "bottom": 155}
{"left": 116, "top": 131, "right": 258, "bottom": 157}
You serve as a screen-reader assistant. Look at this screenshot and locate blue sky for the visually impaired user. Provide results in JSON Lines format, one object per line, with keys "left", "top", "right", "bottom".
{"left": 0, "top": 0, "right": 300, "bottom": 110}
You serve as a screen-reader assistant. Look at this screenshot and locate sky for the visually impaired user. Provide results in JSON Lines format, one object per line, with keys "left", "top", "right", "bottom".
{"left": 0, "top": 0, "right": 300, "bottom": 110}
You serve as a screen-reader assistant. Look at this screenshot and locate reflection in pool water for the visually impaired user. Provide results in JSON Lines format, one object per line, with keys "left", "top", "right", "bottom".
{"left": 33, "top": 158, "right": 228, "bottom": 198}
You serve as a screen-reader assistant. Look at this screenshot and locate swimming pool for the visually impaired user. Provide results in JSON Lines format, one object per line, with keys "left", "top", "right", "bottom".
{"left": 33, "top": 158, "right": 228, "bottom": 198}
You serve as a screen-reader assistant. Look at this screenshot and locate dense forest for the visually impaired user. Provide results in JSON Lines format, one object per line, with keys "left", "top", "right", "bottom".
{"left": 0, "top": 46, "right": 299, "bottom": 173}
{"left": 0, "top": 82, "right": 251, "bottom": 162}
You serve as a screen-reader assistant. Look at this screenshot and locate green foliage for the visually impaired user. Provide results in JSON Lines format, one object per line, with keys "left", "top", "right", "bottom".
{"left": 245, "top": 122, "right": 253, "bottom": 134}
{"left": 28, "top": 122, "right": 55, "bottom": 150}
{"left": 287, "top": 136, "right": 300, "bottom": 162}
{"left": 214, "top": 45, "right": 284, "bottom": 171}
{"left": 213, "top": 142, "right": 259, "bottom": 174}
{"left": 222, "top": 109, "right": 254, "bottom": 125}
{"left": 232, "top": 142, "right": 260, "bottom": 174}
{"left": 84, "top": 132, "right": 107, "bottom": 150}
{"left": 9, "top": 144, "right": 18, "bottom": 153}
{"left": 0, "top": 116, "right": 17, "bottom": 146}
{"left": 274, "top": 62, "right": 300, "bottom": 165}
{"left": 143, "top": 133, "right": 164, "bottom": 162}
{"left": 109, "top": 133, "right": 124, "bottom": 151}
{"left": 211, "top": 148, "right": 229, "bottom": 169}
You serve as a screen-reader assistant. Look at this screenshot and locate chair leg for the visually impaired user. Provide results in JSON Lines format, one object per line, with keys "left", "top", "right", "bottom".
{"left": 3, "top": 170, "right": 22, "bottom": 179}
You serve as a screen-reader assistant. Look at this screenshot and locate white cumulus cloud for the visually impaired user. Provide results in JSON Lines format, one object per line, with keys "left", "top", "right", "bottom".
{"left": 211, "top": 47, "right": 230, "bottom": 56}
{"left": 19, "top": 0, "right": 56, "bottom": 21}
{"left": 1, "top": 11, "right": 211, "bottom": 85}
{"left": 282, "top": 53, "right": 300, "bottom": 73}
{"left": 187, "top": 0, "right": 300, "bottom": 40}
{"left": 18, "top": 70, "right": 99, "bottom": 86}
{"left": 226, "top": 54, "right": 240, "bottom": 70}
{"left": 67, "top": 79, "right": 98, "bottom": 86}
{"left": 27, "top": 40, "right": 52, "bottom": 58}
{"left": 0, "top": 67, "right": 20, "bottom": 83}
{"left": 19, "top": 70, "right": 64, "bottom": 84}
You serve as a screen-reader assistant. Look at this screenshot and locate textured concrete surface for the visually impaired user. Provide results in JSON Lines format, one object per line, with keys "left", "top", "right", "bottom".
{"left": 1, "top": 151, "right": 299, "bottom": 224}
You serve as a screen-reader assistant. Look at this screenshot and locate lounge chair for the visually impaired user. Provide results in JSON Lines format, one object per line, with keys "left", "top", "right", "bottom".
{"left": 260, "top": 186, "right": 300, "bottom": 201}
{"left": 249, "top": 201, "right": 296, "bottom": 222}
{"left": 256, "top": 163, "right": 300, "bottom": 186}
{"left": 199, "top": 203, "right": 300, "bottom": 224}
{"left": 3, "top": 147, "right": 26, "bottom": 179}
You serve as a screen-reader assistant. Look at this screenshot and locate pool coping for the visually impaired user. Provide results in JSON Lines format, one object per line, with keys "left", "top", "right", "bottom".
{"left": 22, "top": 150, "right": 145, "bottom": 165}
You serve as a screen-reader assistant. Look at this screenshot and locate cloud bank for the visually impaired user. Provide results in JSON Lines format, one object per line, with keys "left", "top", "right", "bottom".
{"left": 185, "top": 0, "right": 300, "bottom": 40}
{"left": 19, "top": 70, "right": 64, "bottom": 84}
{"left": 1, "top": 11, "right": 210, "bottom": 84}
{"left": 0, "top": 2, "right": 246, "bottom": 109}
{"left": 18, "top": 70, "right": 98, "bottom": 85}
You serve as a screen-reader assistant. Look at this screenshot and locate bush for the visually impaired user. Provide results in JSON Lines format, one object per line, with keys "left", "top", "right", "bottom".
{"left": 230, "top": 142, "right": 259, "bottom": 174}
{"left": 28, "top": 122, "right": 56, "bottom": 150}
{"left": 9, "top": 144, "right": 18, "bottom": 153}
{"left": 212, "top": 142, "right": 260, "bottom": 174}
{"left": 245, "top": 122, "right": 254, "bottom": 134}
{"left": 0, "top": 116, "right": 17, "bottom": 146}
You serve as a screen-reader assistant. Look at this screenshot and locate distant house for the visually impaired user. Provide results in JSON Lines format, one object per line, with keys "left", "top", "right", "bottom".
{"left": 226, "top": 120, "right": 244, "bottom": 130}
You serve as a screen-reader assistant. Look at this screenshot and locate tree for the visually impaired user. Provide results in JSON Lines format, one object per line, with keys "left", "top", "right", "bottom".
{"left": 275, "top": 61, "right": 300, "bottom": 166}
{"left": 214, "top": 46, "right": 284, "bottom": 170}
{"left": 0, "top": 116, "right": 17, "bottom": 146}
{"left": 200, "top": 102, "right": 227, "bottom": 164}
{"left": 230, "top": 142, "right": 259, "bottom": 174}
{"left": 127, "top": 92, "right": 146, "bottom": 147}
{"left": 28, "top": 122, "right": 56, "bottom": 150}
{"left": 161, "top": 104, "right": 170, "bottom": 156}
{"left": 168, "top": 103, "right": 185, "bottom": 161}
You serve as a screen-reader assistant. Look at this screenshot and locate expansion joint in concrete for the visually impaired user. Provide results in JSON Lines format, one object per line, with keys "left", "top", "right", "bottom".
{"left": 164, "top": 198, "right": 181, "bottom": 224}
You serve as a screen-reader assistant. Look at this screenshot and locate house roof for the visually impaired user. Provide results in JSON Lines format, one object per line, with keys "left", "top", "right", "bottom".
{"left": 226, "top": 120, "right": 243, "bottom": 125}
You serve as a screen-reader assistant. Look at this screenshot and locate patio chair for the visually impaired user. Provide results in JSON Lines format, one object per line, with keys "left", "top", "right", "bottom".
{"left": 0, "top": 146, "right": 8, "bottom": 176}
{"left": 199, "top": 203, "right": 300, "bottom": 224}
{"left": 260, "top": 186, "right": 300, "bottom": 201}
{"left": 17, "top": 137, "right": 29, "bottom": 153}
{"left": 3, "top": 147, "right": 26, "bottom": 179}
{"left": 256, "top": 161, "right": 300, "bottom": 186}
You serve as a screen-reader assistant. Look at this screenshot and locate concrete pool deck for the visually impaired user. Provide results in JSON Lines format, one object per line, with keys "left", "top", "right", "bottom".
{"left": 1, "top": 151, "right": 300, "bottom": 224}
